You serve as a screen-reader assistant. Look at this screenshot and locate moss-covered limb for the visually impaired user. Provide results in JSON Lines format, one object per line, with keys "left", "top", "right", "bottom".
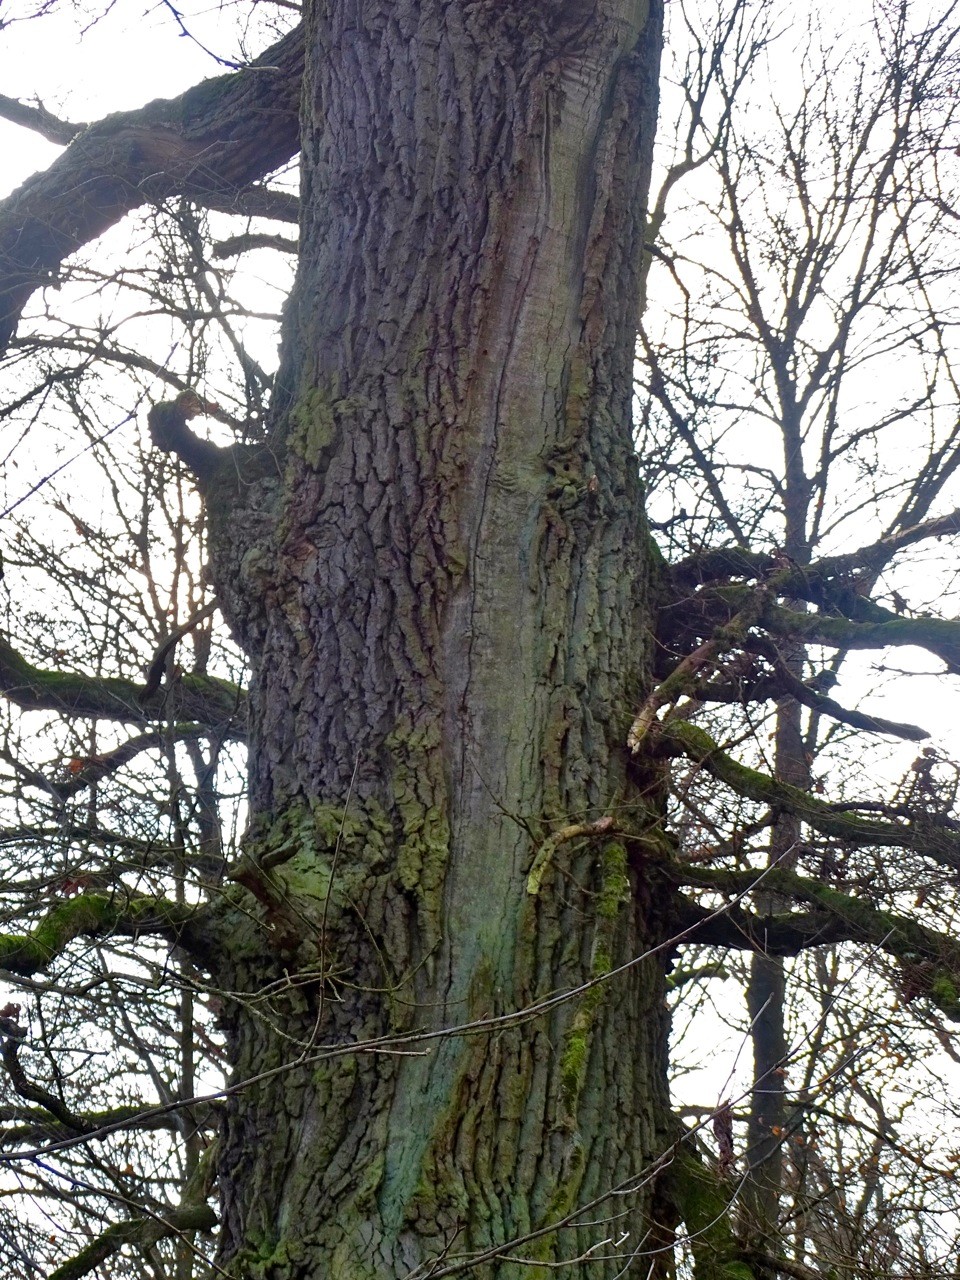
{"left": 669, "top": 577, "right": 937, "bottom": 641}
{"left": 760, "top": 600, "right": 960, "bottom": 670}
{"left": 201, "top": 186, "right": 300, "bottom": 223}
{"left": 671, "top": 507, "right": 960, "bottom": 599}
{"left": 212, "top": 230, "right": 300, "bottom": 257}
{"left": 662, "top": 1138, "right": 756, "bottom": 1280}
{"left": 667, "top": 960, "right": 730, "bottom": 989}
{"left": 47, "top": 1202, "right": 217, "bottom": 1280}
{"left": 630, "top": 638, "right": 724, "bottom": 751}
{"left": 0, "top": 1101, "right": 217, "bottom": 1147}
{"left": 661, "top": 720, "right": 960, "bottom": 869}
{"left": 670, "top": 547, "right": 772, "bottom": 590}
{"left": 0, "top": 893, "right": 210, "bottom": 976}
{"left": 672, "top": 895, "right": 852, "bottom": 956}
{"left": 0, "top": 23, "right": 303, "bottom": 354}
{"left": 670, "top": 865, "right": 960, "bottom": 1018}
{"left": 758, "top": 652, "right": 928, "bottom": 741}
{"left": 809, "top": 507, "right": 960, "bottom": 580}
{"left": 0, "top": 632, "right": 246, "bottom": 734}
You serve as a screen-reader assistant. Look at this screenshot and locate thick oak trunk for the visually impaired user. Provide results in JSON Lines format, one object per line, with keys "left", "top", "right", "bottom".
{"left": 208, "top": 3, "right": 669, "bottom": 1274}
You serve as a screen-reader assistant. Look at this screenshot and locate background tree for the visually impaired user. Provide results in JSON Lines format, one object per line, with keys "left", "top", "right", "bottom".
{"left": 2, "top": 1, "right": 960, "bottom": 1279}
{"left": 642, "top": 0, "right": 960, "bottom": 1273}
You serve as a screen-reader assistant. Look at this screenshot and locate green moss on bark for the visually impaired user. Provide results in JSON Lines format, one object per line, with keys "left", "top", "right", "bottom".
{"left": 287, "top": 385, "right": 338, "bottom": 469}
{"left": 665, "top": 1145, "right": 755, "bottom": 1280}
{"left": 0, "top": 893, "right": 194, "bottom": 975}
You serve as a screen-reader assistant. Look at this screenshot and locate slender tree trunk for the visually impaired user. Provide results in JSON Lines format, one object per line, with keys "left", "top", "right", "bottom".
{"left": 744, "top": 693, "right": 805, "bottom": 1242}
{"left": 203, "top": 3, "right": 672, "bottom": 1275}
{"left": 744, "top": 396, "right": 811, "bottom": 1250}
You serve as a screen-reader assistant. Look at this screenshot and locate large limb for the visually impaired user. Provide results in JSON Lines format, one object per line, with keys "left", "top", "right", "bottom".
{"left": 760, "top": 602, "right": 960, "bottom": 672}
{"left": 670, "top": 863, "right": 960, "bottom": 1020}
{"left": 671, "top": 507, "right": 960, "bottom": 606}
{"left": 0, "top": 892, "right": 208, "bottom": 975}
{"left": 661, "top": 583, "right": 960, "bottom": 675}
{"left": 46, "top": 1202, "right": 217, "bottom": 1280}
{"left": 661, "top": 720, "right": 960, "bottom": 871}
{"left": 0, "top": 95, "right": 83, "bottom": 144}
{"left": 0, "top": 24, "right": 304, "bottom": 353}
{"left": 0, "top": 633, "right": 245, "bottom": 732}
{"left": 671, "top": 506, "right": 960, "bottom": 586}
{"left": 0, "top": 1101, "right": 217, "bottom": 1148}
{"left": 646, "top": 600, "right": 936, "bottom": 741}
{"left": 692, "top": 663, "right": 929, "bottom": 741}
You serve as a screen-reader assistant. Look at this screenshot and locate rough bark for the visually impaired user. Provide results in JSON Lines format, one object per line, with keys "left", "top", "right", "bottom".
{"left": 199, "top": 2, "right": 673, "bottom": 1275}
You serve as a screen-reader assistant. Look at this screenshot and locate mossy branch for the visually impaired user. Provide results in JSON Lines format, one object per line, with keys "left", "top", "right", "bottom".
{"left": 0, "top": 1101, "right": 217, "bottom": 1147}
{"left": 0, "top": 633, "right": 245, "bottom": 734}
{"left": 761, "top": 600, "right": 960, "bottom": 671}
{"left": 667, "top": 961, "right": 730, "bottom": 989}
{"left": 663, "top": 1135, "right": 755, "bottom": 1280}
{"left": 526, "top": 815, "right": 616, "bottom": 895}
{"left": 672, "top": 508, "right": 960, "bottom": 597}
{"left": 139, "top": 600, "right": 218, "bottom": 701}
{"left": 671, "top": 863, "right": 960, "bottom": 1018}
{"left": 47, "top": 1202, "right": 217, "bottom": 1280}
{"left": 0, "top": 893, "right": 208, "bottom": 976}
{"left": 662, "top": 720, "right": 960, "bottom": 870}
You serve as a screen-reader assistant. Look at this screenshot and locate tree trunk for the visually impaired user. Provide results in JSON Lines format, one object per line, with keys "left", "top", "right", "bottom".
{"left": 744, "top": 397, "right": 812, "bottom": 1250}
{"left": 207, "top": 3, "right": 669, "bottom": 1274}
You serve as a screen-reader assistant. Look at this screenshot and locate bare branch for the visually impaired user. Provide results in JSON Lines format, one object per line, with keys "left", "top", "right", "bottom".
{"left": 212, "top": 231, "right": 298, "bottom": 257}
{"left": 0, "top": 94, "right": 84, "bottom": 145}
{"left": 200, "top": 185, "right": 299, "bottom": 223}
{"left": 140, "top": 603, "right": 218, "bottom": 703}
